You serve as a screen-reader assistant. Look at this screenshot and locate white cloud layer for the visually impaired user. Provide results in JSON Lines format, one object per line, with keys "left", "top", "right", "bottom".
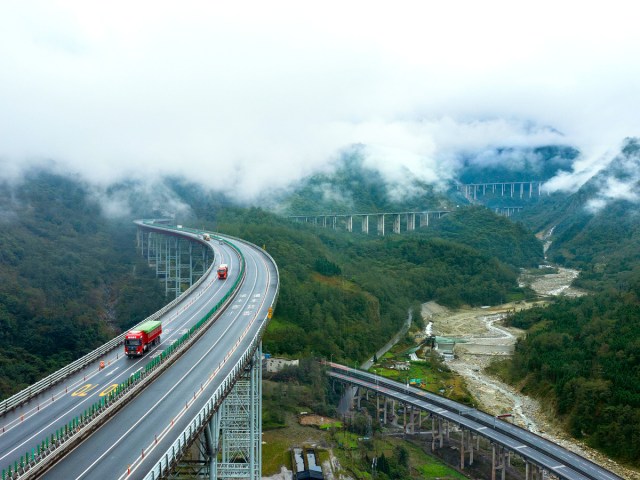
{"left": 2, "top": 1, "right": 640, "bottom": 201}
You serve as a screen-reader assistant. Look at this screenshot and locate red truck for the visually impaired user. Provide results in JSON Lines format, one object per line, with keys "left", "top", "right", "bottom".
{"left": 217, "top": 264, "right": 228, "bottom": 279}
{"left": 124, "top": 320, "right": 162, "bottom": 358}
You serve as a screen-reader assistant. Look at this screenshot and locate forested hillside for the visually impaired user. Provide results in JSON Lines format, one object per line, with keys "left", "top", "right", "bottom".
{"left": 201, "top": 207, "right": 540, "bottom": 361}
{"left": 0, "top": 171, "right": 166, "bottom": 399}
{"left": 0, "top": 170, "right": 544, "bottom": 403}
{"left": 270, "top": 149, "right": 447, "bottom": 215}
{"left": 517, "top": 138, "right": 640, "bottom": 291}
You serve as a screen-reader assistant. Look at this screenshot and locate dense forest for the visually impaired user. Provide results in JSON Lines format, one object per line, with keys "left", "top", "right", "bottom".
{"left": 0, "top": 169, "right": 544, "bottom": 400}
{"left": 0, "top": 172, "right": 166, "bottom": 398}
{"left": 191, "top": 206, "right": 540, "bottom": 362}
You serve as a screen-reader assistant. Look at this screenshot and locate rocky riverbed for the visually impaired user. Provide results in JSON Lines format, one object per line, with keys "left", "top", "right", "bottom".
{"left": 423, "top": 266, "right": 640, "bottom": 480}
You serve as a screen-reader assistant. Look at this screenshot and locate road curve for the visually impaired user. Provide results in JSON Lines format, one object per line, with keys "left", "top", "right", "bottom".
{"left": 1, "top": 224, "right": 278, "bottom": 479}
{"left": 42, "top": 232, "right": 278, "bottom": 479}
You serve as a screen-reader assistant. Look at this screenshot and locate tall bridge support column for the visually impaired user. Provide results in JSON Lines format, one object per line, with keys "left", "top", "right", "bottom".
{"left": 354, "top": 388, "right": 363, "bottom": 410}
{"left": 362, "top": 215, "right": 369, "bottom": 234}
{"left": 405, "top": 405, "right": 418, "bottom": 434}
{"left": 213, "top": 345, "right": 262, "bottom": 479}
{"left": 430, "top": 416, "right": 444, "bottom": 451}
{"left": 393, "top": 214, "right": 400, "bottom": 234}
{"left": 377, "top": 214, "right": 385, "bottom": 236}
{"left": 419, "top": 213, "right": 429, "bottom": 227}
{"left": 346, "top": 216, "right": 353, "bottom": 232}
{"left": 460, "top": 429, "right": 465, "bottom": 469}
{"left": 407, "top": 213, "right": 415, "bottom": 232}
{"left": 491, "top": 444, "right": 507, "bottom": 480}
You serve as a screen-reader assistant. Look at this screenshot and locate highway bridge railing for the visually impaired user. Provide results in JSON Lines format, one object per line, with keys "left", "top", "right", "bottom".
{"left": 143, "top": 236, "right": 280, "bottom": 480}
{"left": 2, "top": 225, "right": 247, "bottom": 478}
{"left": 0, "top": 222, "right": 215, "bottom": 415}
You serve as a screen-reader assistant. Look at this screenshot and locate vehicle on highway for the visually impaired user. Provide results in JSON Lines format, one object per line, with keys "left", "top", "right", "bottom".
{"left": 217, "top": 264, "right": 229, "bottom": 279}
{"left": 124, "top": 320, "right": 162, "bottom": 357}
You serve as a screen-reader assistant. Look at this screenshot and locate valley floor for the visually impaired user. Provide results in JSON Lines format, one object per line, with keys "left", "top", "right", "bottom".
{"left": 425, "top": 266, "right": 639, "bottom": 480}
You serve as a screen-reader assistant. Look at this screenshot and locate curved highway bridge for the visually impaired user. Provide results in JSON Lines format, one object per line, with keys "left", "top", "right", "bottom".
{"left": 0, "top": 221, "right": 279, "bottom": 479}
{"left": 328, "top": 363, "right": 622, "bottom": 480}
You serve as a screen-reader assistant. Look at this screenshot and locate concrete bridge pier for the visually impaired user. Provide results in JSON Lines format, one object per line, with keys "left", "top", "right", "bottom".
{"left": 458, "top": 429, "right": 477, "bottom": 469}
{"left": 352, "top": 387, "right": 363, "bottom": 410}
{"left": 407, "top": 213, "right": 416, "bottom": 231}
{"left": 377, "top": 214, "right": 385, "bottom": 236}
{"left": 375, "top": 396, "right": 389, "bottom": 425}
{"left": 419, "top": 213, "right": 429, "bottom": 227}
{"left": 393, "top": 214, "right": 401, "bottom": 234}
{"left": 404, "top": 405, "right": 420, "bottom": 434}
{"left": 430, "top": 416, "right": 444, "bottom": 451}
{"left": 491, "top": 444, "right": 508, "bottom": 480}
{"left": 346, "top": 216, "right": 353, "bottom": 232}
{"left": 361, "top": 215, "right": 369, "bottom": 234}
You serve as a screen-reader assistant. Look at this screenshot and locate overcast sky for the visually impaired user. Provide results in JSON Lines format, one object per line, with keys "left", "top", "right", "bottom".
{"left": 1, "top": 1, "right": 640, "bottom": 201}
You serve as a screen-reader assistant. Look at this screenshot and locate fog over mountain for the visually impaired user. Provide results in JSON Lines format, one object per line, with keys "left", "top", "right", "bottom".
{"left": 2, "top": 1, "right": 640, "bottom": 205}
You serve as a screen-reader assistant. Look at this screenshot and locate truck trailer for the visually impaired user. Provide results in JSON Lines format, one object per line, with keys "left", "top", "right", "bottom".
{"left": 124, "top": 320, "right": 162, "bottom": 357}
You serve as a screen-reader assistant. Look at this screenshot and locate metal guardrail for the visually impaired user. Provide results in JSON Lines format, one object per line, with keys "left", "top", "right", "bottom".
{"left": 143, "top": 239, "right": 280, "bottom": 480}
{"left": 3, "top": 225, "right": 248, "bottom": 478}
{"left": 0, "top": 222, "right": 214, "bottom": 415}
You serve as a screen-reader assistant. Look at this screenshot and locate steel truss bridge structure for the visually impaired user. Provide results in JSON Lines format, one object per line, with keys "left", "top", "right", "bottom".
{"left": 328, "top": 363, "right": 622, "bottom": 480}
{"left": 0, "top": 220, "right": 279, "bottom": 479}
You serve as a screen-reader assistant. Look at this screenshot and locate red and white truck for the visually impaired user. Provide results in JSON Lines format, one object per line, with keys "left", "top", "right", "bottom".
{"left": 217, "top": 264, "right": 228, "bottom": 279}
{"left": 124, "top": 320, "right": 162, "bottom": 358}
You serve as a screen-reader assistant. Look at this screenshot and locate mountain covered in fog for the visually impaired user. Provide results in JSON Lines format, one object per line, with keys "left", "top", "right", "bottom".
{"left": 515, "top": 138, "right": 640, "bottom": 290}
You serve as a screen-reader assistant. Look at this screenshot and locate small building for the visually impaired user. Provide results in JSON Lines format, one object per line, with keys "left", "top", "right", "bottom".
{"left": 292, "top": 447, "right": 324, "bottom": 480}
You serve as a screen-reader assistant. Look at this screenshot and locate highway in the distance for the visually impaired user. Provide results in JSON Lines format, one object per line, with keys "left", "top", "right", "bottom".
{"left": 42, "top": 234, "right": 278, "bottom": 479}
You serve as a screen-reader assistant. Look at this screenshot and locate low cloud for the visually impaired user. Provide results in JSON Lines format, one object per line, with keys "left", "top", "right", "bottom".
{"left": 585, "top": 139, "right": 640, "bottom": 212}
{"left": 1, "top": 1, "right": 640, "bottom": 204}
{"left": 90, "top": 180, "right": 193, "bottom": 219}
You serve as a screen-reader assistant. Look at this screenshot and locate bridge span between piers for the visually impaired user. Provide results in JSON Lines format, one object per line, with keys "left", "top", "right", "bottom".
{"left": 0, "top": 221, "right": 279, "bottom": 479}
{"left": 328, "top": 363, "right": 622, "bottom": 480}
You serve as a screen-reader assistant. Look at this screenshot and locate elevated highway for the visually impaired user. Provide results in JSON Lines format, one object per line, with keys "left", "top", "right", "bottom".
{"left": 328, "top": 363, "right": 622, "bottom": 480}
{"left": 0, "top": 222, "right": 279, "bottom": 479}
